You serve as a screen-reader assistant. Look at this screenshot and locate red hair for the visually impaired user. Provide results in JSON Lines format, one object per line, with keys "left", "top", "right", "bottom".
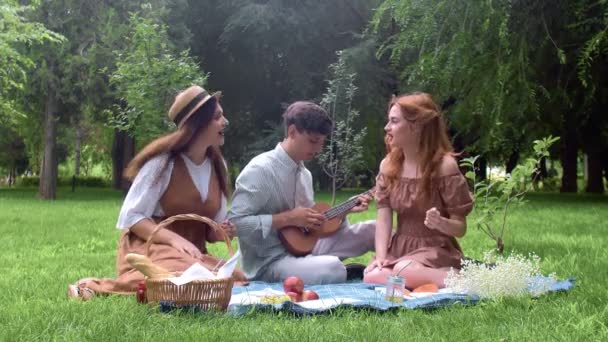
{"left": 382, "top": 92, "right": 454, "bottom": 199}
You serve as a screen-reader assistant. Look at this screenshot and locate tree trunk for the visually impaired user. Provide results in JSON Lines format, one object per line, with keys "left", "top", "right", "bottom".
{"left": 583, "top": 154, "right": 588, "bottom": 184}
{"left": 111, "top": 129, "right": 135, "bottom": 192}
{"left": 585, "top": 149, "right": 605, "bottom": 194}
{"left": 496, "top": 237, "right": 504, "bottom": 255}
{"left": 580, "top": 101, "right": 606, "bottom": 194}
{"left": 39, "top": 77, "right": 58, "bottom": 200}
{"left": 505, "top": 150, "right": 519, "bottom": 174}
{"left": 475, "top": 156, "right": 487, "bottom": 181}
{"left": 122, "top": 134, "right": 135, "bottom": 192}
{"left": 74, "top": 124, "right": 83, "bottom": 176}
{"left": 9, "top": 165, "right": 15, "bottom": 187}
{"left": 111, "top": 129, "right": 125, "bottom": 190}
{"left": 560, "top": 114, "right": 578, "bottom": 193}
{"left": 331, "top": 176, "right": 337, "bottom": 205}
{"left": 538, "top": 157, "right": 548, "bottom": 179}
{"left": 111, "top": 130, "right": 123, "bottom": 190}
{"left": 603, "top": 149, "right": 608, "bottom": 188}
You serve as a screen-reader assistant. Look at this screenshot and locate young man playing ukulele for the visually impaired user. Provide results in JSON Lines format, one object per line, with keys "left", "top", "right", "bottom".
{"left": 228, "top": 101, "right": 375, "bottom": 284}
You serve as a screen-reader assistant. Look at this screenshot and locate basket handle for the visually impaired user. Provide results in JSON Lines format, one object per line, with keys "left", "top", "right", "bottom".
{"left": 144, "top": 213, "right": 234, "bottom": 257}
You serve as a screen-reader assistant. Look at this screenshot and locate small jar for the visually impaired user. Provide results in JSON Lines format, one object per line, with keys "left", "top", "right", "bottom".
{"left": 385, "top": 275, "right": 406, "bottom": 303}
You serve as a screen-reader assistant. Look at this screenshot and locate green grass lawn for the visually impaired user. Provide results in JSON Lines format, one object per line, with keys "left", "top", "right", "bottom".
{"left": 0, "top": 187, "right": 606, "bottom": 341}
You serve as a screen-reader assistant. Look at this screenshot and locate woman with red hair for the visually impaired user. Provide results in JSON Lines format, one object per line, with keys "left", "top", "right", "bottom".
{"left": 363, "top": 93, "right": 473, "bottom": 288}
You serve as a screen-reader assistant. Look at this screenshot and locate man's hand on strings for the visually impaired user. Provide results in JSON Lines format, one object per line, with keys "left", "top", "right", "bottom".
{"left": 349, "top": 193, "right": 372, "bottom": 214}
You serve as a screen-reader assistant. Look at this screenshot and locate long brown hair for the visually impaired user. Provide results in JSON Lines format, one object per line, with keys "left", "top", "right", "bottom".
{"left": 124, "top": 97, "right": 230, "bottom": 197}
{"left": 383, "top": 92, "right": 454, "bottom": 199}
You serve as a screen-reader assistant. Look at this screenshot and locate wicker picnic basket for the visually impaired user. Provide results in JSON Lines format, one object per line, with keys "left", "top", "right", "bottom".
{"left": 143, "top": 214, "right": 234, "bottom": 312}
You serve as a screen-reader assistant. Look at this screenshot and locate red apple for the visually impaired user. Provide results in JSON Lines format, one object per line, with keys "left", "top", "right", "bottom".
{"left": 136, "top": 281, "right": 147, "bottom": 304}
{"left": 302, "top": 290, "right": 319, "bottom": 301}
{"left": 283, "top": 276, "right": 304, "bottom": 294}
{"left": 286, "top": 291, "right": 303, "bottom": 302}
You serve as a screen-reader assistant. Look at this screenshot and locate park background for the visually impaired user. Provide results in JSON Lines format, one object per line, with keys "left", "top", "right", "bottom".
{"left": 1, "top": 0, "right": 607, "bottom": 340}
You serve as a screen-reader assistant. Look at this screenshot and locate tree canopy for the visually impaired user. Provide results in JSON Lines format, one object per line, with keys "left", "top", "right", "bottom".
{"left": 1, "top": 0, "right": 606, "bottom": 196}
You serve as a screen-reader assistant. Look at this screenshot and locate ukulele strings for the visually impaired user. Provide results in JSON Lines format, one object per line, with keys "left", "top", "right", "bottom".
{"left": 323, "top": 190, "right": 371, "bottom": 219}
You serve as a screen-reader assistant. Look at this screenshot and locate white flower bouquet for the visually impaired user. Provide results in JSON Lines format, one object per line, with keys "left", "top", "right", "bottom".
{"left": 445, "top": 251, "right": 557, "bottom": 299}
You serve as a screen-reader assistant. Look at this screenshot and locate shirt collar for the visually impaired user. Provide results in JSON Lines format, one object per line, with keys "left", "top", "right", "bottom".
{"left": 274, "top": 143, "right": 304, "bottom": 170}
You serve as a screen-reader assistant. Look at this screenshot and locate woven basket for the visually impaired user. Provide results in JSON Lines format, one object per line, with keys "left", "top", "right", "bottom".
{"left": 144, "top": 214, "right": 234, "bottom": 312}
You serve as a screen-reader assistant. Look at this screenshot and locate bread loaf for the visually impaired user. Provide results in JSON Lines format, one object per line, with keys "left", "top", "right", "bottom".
{"left": 125, "top": 253, "right": 174, "bottom": 279}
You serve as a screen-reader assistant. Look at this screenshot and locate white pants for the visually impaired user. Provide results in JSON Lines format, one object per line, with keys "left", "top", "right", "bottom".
{"left": 261, "top": 220, "right": 375, "bottom": 284}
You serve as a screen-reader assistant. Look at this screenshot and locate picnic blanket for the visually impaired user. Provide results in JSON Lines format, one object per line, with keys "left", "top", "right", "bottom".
{"left": 158, "top": 277, "right": 574, "bottom": 316}
{"left": 224, "top": 276, "right": 575, "bottom": 316}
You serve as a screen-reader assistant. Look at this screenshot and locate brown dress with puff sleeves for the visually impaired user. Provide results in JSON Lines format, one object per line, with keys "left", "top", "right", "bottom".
{"left": 374, "top": 169, "right": 474, "bottom": 269}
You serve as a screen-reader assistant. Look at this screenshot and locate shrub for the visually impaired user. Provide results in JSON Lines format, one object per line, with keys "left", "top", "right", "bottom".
{"left": 461, "top": 136, "right": 560, "bottom": 253}
{"left": 17, "top": 176, "right": 110, "bottom": 188}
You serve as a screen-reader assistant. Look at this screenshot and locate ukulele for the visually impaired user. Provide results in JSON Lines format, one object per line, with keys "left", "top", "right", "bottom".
{"left": 278, "top": 189, "right": 373, "bottom": 256}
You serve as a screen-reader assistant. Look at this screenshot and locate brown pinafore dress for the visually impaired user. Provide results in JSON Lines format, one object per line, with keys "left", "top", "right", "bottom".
{"left": 82, "top": 156, "right": 247, "bottom": 295}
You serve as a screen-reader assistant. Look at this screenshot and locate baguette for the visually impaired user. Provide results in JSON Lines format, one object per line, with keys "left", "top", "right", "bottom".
{"left": 125, "top": 253, "right": 174, "bottom": 279}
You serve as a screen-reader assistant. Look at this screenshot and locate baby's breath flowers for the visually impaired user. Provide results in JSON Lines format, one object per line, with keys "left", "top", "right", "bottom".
{"left": 445, "top": 251, "right": 557, "bottom": 299}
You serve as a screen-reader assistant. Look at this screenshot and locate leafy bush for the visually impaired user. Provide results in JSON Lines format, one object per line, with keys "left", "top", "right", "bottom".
{"left": 461, "top": 136, "right": 560, "bottom": 253}
{"left": 17, "top": 176, "right": 109, "bottom": 188}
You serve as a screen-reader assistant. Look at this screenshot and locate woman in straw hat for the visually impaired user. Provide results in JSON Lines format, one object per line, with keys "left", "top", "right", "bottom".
{"left": 363, "top": 92, "right": 473, "bottom": 289}
{"left": 68, "top": 85, "right": 247, "bottom": 300}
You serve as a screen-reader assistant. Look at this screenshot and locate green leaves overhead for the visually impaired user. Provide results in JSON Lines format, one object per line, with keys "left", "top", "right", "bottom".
{"left": 371, "top": 0, "right": 542, "bottom": 159}
{"left": 0, "top": 1, "right": 64, "bottom": 126}
{"left": 108, "top": 14, "right": 207, "bottom": 144}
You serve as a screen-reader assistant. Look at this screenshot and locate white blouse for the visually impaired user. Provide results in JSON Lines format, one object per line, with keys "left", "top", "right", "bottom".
{"left": 116, "top": 153, "right": 227, "bottom": 230}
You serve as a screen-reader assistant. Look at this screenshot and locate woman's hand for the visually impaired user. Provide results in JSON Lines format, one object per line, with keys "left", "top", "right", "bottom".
{"left": 220, "top": 219, "right": 236, "bottom": 240}
{"left": 364, "top": 258, "right": 389, "bottom": 274}
{"left": 424, "top": 207, "right": 467, "bottom": 237}
{"left": 424, "top": 207, "right": 445, "bottom": 231}
{"left": 170, "top": 235, "right": 203, "bottom": 259}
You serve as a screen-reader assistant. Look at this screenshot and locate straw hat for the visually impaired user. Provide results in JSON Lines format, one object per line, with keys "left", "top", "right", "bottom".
{"left": 168, "top": 85, "right": 221, "bottom": 128}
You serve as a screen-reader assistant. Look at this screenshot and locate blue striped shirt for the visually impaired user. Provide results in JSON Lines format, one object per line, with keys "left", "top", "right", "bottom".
{"left": 228, "top": 143, "right": 314, "bottom": 279}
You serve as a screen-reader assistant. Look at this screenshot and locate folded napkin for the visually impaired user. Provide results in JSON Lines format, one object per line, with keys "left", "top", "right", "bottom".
{"left": 167, "top": 250, "right": 241, "bottom": 286}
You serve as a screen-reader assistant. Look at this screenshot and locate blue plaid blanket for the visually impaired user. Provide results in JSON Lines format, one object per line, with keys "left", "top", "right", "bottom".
{"left": 225, "top": 277, "right": 575, "bottom": 316}
{"left": 159, "top": 277, "right": 574, "bottom": 316}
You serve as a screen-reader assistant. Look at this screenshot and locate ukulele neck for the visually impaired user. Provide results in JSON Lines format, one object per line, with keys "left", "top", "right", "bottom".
{"left": 323, "top": 190, "right": 371, "bottom": 220}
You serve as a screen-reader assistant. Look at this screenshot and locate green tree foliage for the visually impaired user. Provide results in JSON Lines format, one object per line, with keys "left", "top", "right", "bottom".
{"left": 574, "top": 1, "right": 608, "bottom": 91}
{"left": 461, "top": 136, "right": 560, "bottom": 253}
{"left": 318, "top": 52, "right": 367, "bottom": 203}
{"left": 0, "top": 124, "right": 27, "bottom": 185}
{"left": 181, "top": 0, "right": 378, "bottom": 166}
{"left": 371, "top": 0, "right": 608, "bottom": 193}
{"left": 21, "top": 0, "right": 125, "bottom": 198}
{"left": 2, "top": 1, "right": 379, "bottom": 193}
{"left": 0, "top": 0, "right": 63, "bottom": 126}
{"left": 3, "top": 0, "right": 604, "bottom": 196}
{"left": 108, "top": 13, "right": 207, "bottom": 145}
{"left": 337, "top": 37, "right": 397, "bottom": 185}
{"left": 371, "top": 0, "right": 542, "bottom": 161}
